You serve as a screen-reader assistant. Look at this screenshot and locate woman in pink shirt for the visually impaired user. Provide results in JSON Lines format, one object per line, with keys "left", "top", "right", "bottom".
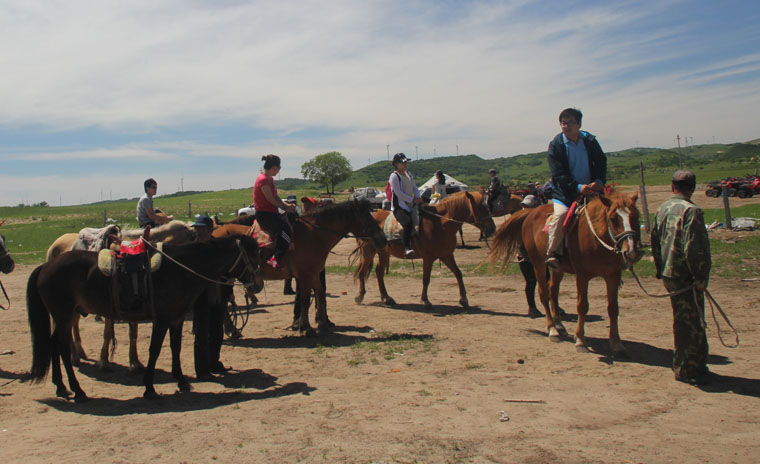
{"left": 253, "top": 154, "right": 296, "bottom": 269}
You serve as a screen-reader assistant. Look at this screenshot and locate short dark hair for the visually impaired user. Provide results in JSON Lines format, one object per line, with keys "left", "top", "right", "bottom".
{"left": 262, "top": 154, "right": 281, "bottom": 170}
{"left": 559, "top": 108, "right": 583, "bottom": 125}
{"left": 144, "top": 178, "right": 157, "bottom": 192}
{"left": 672, "top": 170, "right": 697, "bottom": 192}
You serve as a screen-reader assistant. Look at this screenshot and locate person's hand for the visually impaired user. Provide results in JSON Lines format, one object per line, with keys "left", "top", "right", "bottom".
{"left": 413, "top": 197, "right": 423, "bottom": 205}
{"left": 590, "top": 182, "right": 604, "bottom": 192}
{"left": 579, "top": 184, "right": 593, "bottom": 195}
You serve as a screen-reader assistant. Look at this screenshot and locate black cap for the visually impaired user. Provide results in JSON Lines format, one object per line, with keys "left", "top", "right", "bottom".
{"left": 489, "top": 169, "right": 496, "bottom": 174}
{"left": 191, "top": 215, "right": 214, "bottom": 228}
{"left": 392, "top": 153, "right": 408, "bottom": 165}
{"left": 672, "top": 170, "right": 696, "bottom": 186}
{"left": 285, "top": 194, "right": 297, "bottom": 203}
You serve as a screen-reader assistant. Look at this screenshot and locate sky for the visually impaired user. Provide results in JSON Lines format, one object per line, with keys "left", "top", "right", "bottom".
{"left": 1, "top": 0, "right": 759, "bottom": 206}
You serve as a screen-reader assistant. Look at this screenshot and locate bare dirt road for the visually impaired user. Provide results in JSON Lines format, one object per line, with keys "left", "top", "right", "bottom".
{"left": 1, "top": 195, "right": 759, "bottom": 463}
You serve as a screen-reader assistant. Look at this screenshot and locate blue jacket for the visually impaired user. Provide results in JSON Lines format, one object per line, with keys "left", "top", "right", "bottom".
{"left": 547, "top": 131, "right": 606, "bottom": 207}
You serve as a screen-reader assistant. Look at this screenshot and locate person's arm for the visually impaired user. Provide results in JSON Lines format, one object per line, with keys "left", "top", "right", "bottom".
{"left": 261, "top": 184, "right": 294, "bottom": 212}
{"left": 146, "top": 209, "right": 173, "bottom": 224}
{"left": 390, "top": 173, "right": 414, "bottom": 205}
{"left": 547, "top": 138, "right": 577, "bottom": 197}
{"left": 683, "top": 207, "right": 711, "bottom": 290}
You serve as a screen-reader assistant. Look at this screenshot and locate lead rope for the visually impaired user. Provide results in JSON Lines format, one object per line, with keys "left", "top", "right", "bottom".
{"left": 0, "top": 279, "right": 9, "bottom": 310}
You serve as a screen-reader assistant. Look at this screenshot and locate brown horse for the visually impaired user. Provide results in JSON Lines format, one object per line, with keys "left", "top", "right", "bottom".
{"left": 26, "top": 235, "right": 264, "bottom": 401}
{"left": 354, "top": 190, "right": 496, "bottom": 310}
{"left": 47, "top": 220, "right": 196, "bottom": 371}
{"left": 0, "top": 231, "right": 14, "bottom": 275}
{"left": 213, "top": 199, "right": 387, "bottom": 335}
{"left": 491, "top": 192, "right": 524, "bottom": 218}
{"left": 489, "top": 191, "right": 643, "bottom": 356}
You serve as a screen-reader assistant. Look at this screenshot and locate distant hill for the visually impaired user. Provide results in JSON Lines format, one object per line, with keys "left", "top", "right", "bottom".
{"left": 322, "top": 141, "right": 760, "bottom": 192}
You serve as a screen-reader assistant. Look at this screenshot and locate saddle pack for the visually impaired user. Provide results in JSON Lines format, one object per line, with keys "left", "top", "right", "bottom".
{"left": 97, "top": 239, "right": 163, "bottom": 316}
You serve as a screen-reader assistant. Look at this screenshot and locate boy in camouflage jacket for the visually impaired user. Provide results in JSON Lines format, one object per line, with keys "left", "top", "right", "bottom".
{"left": 651, "top": 170, "right": 712, "bottom": 385}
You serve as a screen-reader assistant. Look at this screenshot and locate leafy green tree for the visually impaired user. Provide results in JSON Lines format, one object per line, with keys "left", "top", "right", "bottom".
{"left": 301, "top": 151, "right": 352, "bottom": 194}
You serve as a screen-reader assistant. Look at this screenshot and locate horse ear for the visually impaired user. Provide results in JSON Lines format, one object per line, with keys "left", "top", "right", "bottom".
{"left": 630, "top": 191, "right": 639, "bottom": 204}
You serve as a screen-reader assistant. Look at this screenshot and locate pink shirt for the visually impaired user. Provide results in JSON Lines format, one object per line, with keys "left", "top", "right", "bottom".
{"left": 253, "top": 173, "right": 279, "bottom": 213}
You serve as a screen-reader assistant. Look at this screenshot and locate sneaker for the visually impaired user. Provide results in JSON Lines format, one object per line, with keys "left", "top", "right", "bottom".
{"left": 266, "top": 256, "right": 280, "bottom": 269}
{"left": 545, "top": 254, "right": 561, "bottom": 270}
{"left": 404, "top": 249, "right": 415, "bottom": 258}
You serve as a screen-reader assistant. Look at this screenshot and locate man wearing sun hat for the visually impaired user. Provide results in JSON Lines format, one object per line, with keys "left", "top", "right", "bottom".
{"left": 651, "top": 169, "right": 712, "bottom": 386}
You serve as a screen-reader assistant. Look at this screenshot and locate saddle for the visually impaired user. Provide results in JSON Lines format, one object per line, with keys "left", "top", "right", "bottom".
{"left": 71, "top": 225, "right": 121, "bottom": 252}
{"left": 542, "top": 200, "right": 583, "bottom": 236}
{"left": 382, "top": 209, "right": 421, "bottom": 243}
{"left": 97, "top": 239, "right": 163, "bottom": 316}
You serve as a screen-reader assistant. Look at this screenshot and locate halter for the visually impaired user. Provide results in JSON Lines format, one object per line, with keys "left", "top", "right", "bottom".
{"left": 581, "top": 196, "right": 640, "bottom": 268}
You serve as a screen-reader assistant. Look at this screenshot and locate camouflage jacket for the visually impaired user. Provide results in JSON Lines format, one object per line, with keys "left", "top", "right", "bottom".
{"left": 651, "top": 194, "right": 711, "bottom": 287}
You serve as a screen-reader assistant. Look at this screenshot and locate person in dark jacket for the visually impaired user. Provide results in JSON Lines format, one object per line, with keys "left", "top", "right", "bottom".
{"left": 545, "top": 108, "right": 607, "bottom": 269}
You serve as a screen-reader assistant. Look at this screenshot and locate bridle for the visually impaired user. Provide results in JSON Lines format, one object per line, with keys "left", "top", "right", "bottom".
{"left": 581, "top": 196, "right": 641, "bottom": 269}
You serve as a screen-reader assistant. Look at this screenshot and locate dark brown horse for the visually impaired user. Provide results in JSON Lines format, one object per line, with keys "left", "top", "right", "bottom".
{"left": 26, "top": 235, "right": 264, "bottom": 401}
{"left": 213, "top": 199, "right": 387, "bottom": 335}
{"left": 354, "top": 190, "right": 496, "bottom": 309}
{"left": 489, "top": 191, "right": 643, "bottom": 356}
{"left": 0, "top": 231, "right": 14, "bottom": 275}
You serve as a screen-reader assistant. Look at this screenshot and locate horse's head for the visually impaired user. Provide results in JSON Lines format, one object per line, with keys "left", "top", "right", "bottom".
{"left": 0, "top": 233, "right": 15, "bottom": 274}
{"left": 232, "top": 236, "right": 265, "bottom": 294}
{"left": 605, "top": 191, "right": 643, "bottom": 269}
{"left": 351, "top": 199, "right": 387, "bottom": 249}
{"left": 466, "top": 191, "right": 496, "bottom": 237}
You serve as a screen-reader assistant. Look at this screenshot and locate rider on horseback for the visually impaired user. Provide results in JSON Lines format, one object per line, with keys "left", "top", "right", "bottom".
{"left": 388, "top": 153, "right": 422, "bottom": 257}
{"left": 545, "top": 108, "right": 607, "bottom": 270}
{"left": 253, "top": 154, "right": 296, "bottom": 270}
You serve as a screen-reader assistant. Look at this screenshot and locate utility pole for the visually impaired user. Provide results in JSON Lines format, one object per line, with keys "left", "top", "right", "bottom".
{"left": 386, "top": 145, "right": 390, "bottom": 160}
{"left": 676, "top": 134, "right": 683, "bottom": 170}
{"left": 456, "top": 144, "right": 459, "bottom": 156}
{"left": 415, "top": 145, "right": 418, "bottom": 159}
{"left": 434, "top": 147, "right": 437, "bottom": 157}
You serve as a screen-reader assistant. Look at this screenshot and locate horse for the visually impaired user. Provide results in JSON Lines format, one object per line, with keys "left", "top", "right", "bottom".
{"left": 213, "top": 199, "right": 387, "bottom": 335}
{"left": 489, "top": 190, "right": 643, "bottom": 356}
{"left": 46, "top": 220, "right": 196, "bottom": 371}
{"left": 491, "top": 193, "right": 524, "bottom": 218}
{"left": 354, "top": 190, "right": 496, "bottom": 310}
{"left": 26, "top": 235, "right": 264, "bottom": 401}
{"left": 0, "top": 231, "right": 15, "bottom": 275}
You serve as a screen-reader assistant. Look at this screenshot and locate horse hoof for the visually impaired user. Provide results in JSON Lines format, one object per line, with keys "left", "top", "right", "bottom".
{"left": 325, "top": 318, "right": 336, "bottom": 328}
{"left": 302, "top": 327, "right": 317, "bottom": 337}
{"left": 56, "top": 387, "right": 72, "bottom": 399}
{"left": 459, "top": 299, "right": 470, "bottom": 309}
{"left": 178, "top": 383, "right": 193, "bottom": 393}
{"left": 143, "top": 390, "right": 160, "bottom": 400}
{"left": 129, "top": 363, "right": 145, "bottom": 373}
{"left": 613, "top": 349, "right": 630, "bottom": 359}
{"left": 354, "top": 295, "right": 364, "bottom": 304}
{"left": 423, "top": 301, "right": 433, "bottom": 311}
{"left": 576, "top": 345, "right": 590, "bottom": 353}
{"left": 382, "top": 297, "right": 396, "bottom": 306}
{"left": 549, "top": 335, "right": 562, "bottom": 343}
{"left": 74, "top": 392, "right": 89, "bottom": 403}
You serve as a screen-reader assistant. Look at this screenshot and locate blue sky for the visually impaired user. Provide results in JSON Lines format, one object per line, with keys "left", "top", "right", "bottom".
{"left": 1, "top": 0, "right": 759, "bottom": 206}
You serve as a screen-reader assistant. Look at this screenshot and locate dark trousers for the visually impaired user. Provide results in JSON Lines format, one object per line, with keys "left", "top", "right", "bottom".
{"left": 664, "top": 278, "right": 709, "bottom": 378}
{"left": 194, "top": 284, "right": 230, "bottom": 376}
{"left": 518, "top": 260, "right": 537, "bottom": 309}
{"left": 393, "top": 207, "right": 414, "bottom": 249}
{"left": 256, "top": 211, "right": 291, "bottom": 261}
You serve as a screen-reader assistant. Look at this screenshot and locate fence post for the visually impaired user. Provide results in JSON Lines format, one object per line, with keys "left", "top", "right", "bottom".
{"left": 638, "top": 162, "right": 651, "bottom": 234}
{"left": 188, "top": 200, "right": 192, "bottom": 218}
{"left": 722, "top": 190, "right": 732, "bottom": 229}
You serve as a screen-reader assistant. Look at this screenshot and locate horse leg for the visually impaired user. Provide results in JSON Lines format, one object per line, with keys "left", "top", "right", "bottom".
{"left": 548, "top": 270, "right": 568, "bottom": 340}
{"left": 70, "top": 313, "right": 86, "bottom": 365}
{"left": 533, "top": 263, "right": 554, "bottom": 330}
{"left": 376, "top": 251, "right": 395, "bottom": 306}
{"left": 98, "top": 318, "right": 115, "bottom": 370}
{"left": 605, "top": 273, "right": 628, "bottom": 358}
{"left": 128, "top": 321, "right": 144, "bottom": 371}
{"left": 319, "top": 270, "right": 333, "bottom": 328}
{"left": 574, "top": 274, "right": 591, "bottom": 353}
{"left": 296, "top": 284, "right": 315, "bottom": 336}
{"left": 143, "top": 321, "right": 169, "bottom": 399}
{"left": 354, "top": 244, "right": 374, "bottom": 304}
{"left": 314, "top": 278, "right": 330, "bottom": 334}
{"left": 49, "top": 332, "right": 69, "bottom": 399}
{"left": 169, "top": 321, "right": 191, "bottom": 392}
{"left": 439, "top": 255, "right": 470, "bottom": 309}
{"left": 53, "top": 323, "right": 87, "bottom": 402}
{"left": 420, "top": 258, "right": 434, "bottom": 309}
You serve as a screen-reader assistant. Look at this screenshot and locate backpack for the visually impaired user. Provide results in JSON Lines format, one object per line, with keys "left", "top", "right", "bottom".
{"left": 385, "top": 171, "right": 401, "bottom": 205}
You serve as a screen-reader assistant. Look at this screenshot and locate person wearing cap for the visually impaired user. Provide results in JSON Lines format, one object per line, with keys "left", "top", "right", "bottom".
{"left": 652, "top": 169, "right": 712, "bottom": 386}
{"left": 389, "top": 153, "right": 422, "bottom": 257}
{"left": 190, "top": 214, "right": 234, "bottom": 377}
{"left": 486, "top": 169, "right": 503, "bottom": 212}
{"left": 254, "top": 154, "right": 296, "bottom": 269}
{"left": 545, "top": 108, "right": 607, "bottom": 270}
{"left": 281, "top": 194, "right": 300, "bottom": 295}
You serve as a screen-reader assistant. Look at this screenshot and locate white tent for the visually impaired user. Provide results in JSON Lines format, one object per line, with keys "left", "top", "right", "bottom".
{"left": 419, "top": 173, "right": 468, "bottom": 193}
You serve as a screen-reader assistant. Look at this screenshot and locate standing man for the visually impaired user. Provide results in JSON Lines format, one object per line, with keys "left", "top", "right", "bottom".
{"left": 136, "top": 178, "right": 174, "bottom": 228}
{"left": 545, "top": 108, "right": 607, "bottom": 269}
{"left": 486, "top": 169, "right": 502, "bottom": 212}
{"left": 651, "top": 170, "right": 712, "bottom": 386}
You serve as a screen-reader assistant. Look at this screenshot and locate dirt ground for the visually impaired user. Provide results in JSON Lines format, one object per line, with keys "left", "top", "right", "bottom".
{"left": 1, "top": 190, "right": 759, "bottom": 463}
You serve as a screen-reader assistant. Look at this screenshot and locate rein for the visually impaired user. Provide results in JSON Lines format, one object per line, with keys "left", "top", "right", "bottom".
{"left": 0, "top": 279, "right": 9, "bottom": 311}
{"left": 581, "top": 196, "right": 639, "bottom": 265}
{"left": 142, "top": 239, "right": 260, "bottom": 289}
{"left": 420, "top": 198, "right": 492, "bottom": 227}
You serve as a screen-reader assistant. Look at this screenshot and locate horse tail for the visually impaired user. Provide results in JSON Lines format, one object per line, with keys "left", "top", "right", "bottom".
{"left": 488, "top": 208, "right": 531, "bottom": 270}
{"left": 26, "top": 265, "right": 52, "bottom": 383}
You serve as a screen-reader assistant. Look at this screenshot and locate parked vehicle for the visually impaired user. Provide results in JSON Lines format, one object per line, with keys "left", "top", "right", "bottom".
{"left": 237, "top": 204, "right": 256, "bottom": 216}
{"left": 352, "top": 187, "right": 385, "bottom": 209}
{"left": 705, "top": 175, "right": 759, "bottom": 198}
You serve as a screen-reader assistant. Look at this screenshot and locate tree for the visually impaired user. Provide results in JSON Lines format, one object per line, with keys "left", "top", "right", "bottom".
{"left": 301, "top": 151, "right": 352, "bottom": 194}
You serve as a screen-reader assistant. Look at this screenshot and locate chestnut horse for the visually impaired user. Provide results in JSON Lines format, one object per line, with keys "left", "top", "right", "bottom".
{"left": 489, "top": 191, "right": 643, "bottom": 356}
{"left": 354, "top": 190, "right": 496, "bottom": 309}
{"left": 213, "top": 199, "right": 387, "bottom": 335}
{"left": 26, "top": 235, "right": 264, "bottom": 401}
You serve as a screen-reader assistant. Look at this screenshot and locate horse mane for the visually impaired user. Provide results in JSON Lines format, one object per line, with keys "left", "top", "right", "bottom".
{"left": 301, "top": 199, "right": 371, "bottom": 224}
{"left": 216, "top": 215, "right": 256, "bottom": 227}
{"left": 434, "top": 190, "right": 482, "bottom": 218}
{"left": 584, "top": 190, "right": 637, "bottom": 233}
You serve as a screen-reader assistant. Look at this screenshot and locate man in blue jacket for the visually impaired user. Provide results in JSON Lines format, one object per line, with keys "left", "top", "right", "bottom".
{"left": 545, "top": 108, "right": 607, "bottom": 269}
